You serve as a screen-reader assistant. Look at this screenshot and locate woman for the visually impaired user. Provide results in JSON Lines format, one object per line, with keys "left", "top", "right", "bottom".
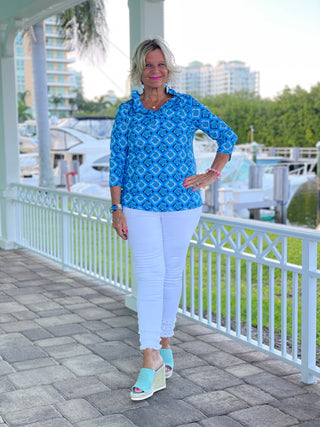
{"left": 109, "top": 38, "right": 237, "bottom": 401}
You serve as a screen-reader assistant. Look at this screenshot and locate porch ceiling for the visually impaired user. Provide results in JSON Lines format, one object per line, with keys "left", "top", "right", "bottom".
{"left": 0, "top": 0, "right": 85, "bottom": 29}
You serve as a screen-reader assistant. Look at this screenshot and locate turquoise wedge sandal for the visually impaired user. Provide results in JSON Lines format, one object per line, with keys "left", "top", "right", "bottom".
{"left": 160, "top": 349, "right": 174, "bottom": 378}
{"left": 130, "top": 364, "right": 166, "bottom": 401}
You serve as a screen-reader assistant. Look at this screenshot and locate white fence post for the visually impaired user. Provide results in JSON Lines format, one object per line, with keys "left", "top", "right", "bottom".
{"left": 60, "top": 193, "right": 70, "bottom": 271}
{"left": 300, "top": 239, "right": 317, "bottom": 384}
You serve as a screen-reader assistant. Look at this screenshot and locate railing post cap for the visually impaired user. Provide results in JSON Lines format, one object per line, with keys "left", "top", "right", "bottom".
{"left": 316, "top": 141, "right": 320, "bottom": 148}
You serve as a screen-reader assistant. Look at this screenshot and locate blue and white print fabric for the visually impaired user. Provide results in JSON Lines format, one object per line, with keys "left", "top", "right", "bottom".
{"left": 109, "top": 88, "right": 238, "bottom": 212}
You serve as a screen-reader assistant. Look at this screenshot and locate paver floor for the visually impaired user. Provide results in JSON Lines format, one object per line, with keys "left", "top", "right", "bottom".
{"left": 0, "top": 248, "right": 320, "bottom": 427}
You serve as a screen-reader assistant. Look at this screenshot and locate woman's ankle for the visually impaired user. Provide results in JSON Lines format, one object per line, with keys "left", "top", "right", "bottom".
{"left": 142, "top": 348, "right": 163, "bottom": 370}
{"left": 160, "top": 337, "right": 171, "bottom": 349}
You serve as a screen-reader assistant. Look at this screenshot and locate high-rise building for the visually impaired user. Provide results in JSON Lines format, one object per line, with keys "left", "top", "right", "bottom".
{"left": 45, "top": 16, "right": 78, "bottom": 117}
{"left": 15, "top": 16, "right": 82, "bottom": 118}
{"left": 175, "top": 60, "right": 259, "bottom": 98}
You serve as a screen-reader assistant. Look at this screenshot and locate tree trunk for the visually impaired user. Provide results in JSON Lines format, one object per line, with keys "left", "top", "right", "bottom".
{"left": 31, "top": 22, "right": 54, "bottom": 188}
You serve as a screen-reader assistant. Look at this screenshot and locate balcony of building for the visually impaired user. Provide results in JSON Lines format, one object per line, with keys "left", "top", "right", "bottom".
{"left": 46, "top": 57, "right": 75, "bottom": 64}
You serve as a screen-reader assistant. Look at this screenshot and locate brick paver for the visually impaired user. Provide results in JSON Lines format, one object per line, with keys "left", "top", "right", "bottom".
{"left": 0, "top": 248, "right": 319, "bottom": 426}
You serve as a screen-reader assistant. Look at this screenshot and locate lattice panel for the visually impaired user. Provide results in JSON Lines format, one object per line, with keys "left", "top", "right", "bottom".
{"left": 197, "top": 219, "right": 287, "bottom": 264}
{"left": 69, "top": 197, "right": 109, "bottom": 221}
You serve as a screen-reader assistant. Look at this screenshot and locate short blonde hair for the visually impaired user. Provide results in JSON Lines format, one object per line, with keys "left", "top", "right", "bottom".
{"left": 130, "top": 38, "right": 179, "bottom": 87}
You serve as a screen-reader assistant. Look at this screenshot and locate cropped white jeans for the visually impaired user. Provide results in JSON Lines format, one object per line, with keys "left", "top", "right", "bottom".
{"left": 124, "top": 206, "right": 202, "bottom": 350}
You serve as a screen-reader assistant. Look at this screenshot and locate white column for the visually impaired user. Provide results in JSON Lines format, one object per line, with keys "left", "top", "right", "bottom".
{"left": 127, "top": 0, "right": 164, "bottom": 57}
{"left": 125, "top": 0, "right": 164, "bottom": 311}
{"left": 0, "top": 23, "right": 20, "bottom": 249}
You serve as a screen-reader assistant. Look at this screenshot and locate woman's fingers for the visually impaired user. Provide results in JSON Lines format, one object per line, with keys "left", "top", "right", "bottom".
{"left": 112, "top": 212, "right": 128, "bottom": 240}
{"left": 183, "top": 173, "right": 216, "bottom": 191}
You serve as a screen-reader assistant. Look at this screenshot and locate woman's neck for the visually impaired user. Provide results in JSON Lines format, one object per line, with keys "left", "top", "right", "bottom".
{"left": 140, "top": 87, "right": 170, "bottom": 111}
{"left": 142, "top": 87, "right": 166, "bottom": 102}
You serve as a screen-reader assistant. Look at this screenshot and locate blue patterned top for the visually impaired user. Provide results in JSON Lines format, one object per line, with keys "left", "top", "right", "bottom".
{"left": 109, "top": 88, "right": 237, "bottom": 212}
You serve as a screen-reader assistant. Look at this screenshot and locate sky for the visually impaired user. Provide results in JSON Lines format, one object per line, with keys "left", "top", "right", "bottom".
{"left": 73, "top": 0, "right": 320, "bottom": 100}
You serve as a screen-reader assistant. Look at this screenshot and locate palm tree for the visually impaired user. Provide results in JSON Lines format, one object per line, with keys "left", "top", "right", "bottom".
{"left": 50, "top": 94, "right": 64, "bottom": 117}
{"left": 30, "top": 0, "right": 108, "bottom": 188}
{"left": 18, "top": 90, "right": 31, "bottom": 103}
{"left": 18, "top": 100, "right": 33, "bottom": 123}
{"left": 30, "top": 21, "right": 54, "bottom": 188}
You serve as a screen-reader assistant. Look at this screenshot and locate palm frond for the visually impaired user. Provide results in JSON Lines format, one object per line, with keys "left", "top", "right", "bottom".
{"left": 57, "top": 0, "right": 108, "bottom": 62}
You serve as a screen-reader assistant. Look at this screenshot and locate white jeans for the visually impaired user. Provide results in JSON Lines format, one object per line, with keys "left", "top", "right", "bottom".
{"left": 124, "top": 206, "right": 202, "bottom": 350}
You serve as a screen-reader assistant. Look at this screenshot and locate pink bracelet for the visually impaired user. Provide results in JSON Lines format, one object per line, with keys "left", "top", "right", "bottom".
{"left": 206, "top": 168, "right": 221, "bottom": 179}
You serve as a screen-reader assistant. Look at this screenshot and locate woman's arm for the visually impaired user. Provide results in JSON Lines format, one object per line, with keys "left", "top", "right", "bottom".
{"left": 110, "top": 186, "right": 128, "bottom": 240}
{"left": 109, "top": 103, "right": 130, "bottom": 240}
{"left": 183, "top": 152, "right": 229, "bottom": 191}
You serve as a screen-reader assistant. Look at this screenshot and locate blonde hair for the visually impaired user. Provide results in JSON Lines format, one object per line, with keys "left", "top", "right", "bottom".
{"left": 130, "top": 38, "right": 179, "bottom": 87}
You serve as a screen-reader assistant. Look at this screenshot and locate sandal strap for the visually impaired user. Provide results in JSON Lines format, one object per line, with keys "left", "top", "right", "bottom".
{"left": 132, "top": 368, "right": 155, "bottom": 393}
{"left": 160, "top": 349, "right": 174, "bottom": 369}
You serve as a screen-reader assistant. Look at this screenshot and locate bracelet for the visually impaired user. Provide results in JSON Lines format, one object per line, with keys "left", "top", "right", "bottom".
{"left": 206, "top": 168, "right": 221, "bottom": 179}
{"left": 109, "top": 203, "right": 122, "bottom": 213}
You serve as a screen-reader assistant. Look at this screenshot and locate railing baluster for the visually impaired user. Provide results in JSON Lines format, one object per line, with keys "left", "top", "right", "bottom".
{"left": 216, "top": 252, "right": 221, "bottom": 329}
{"left": 190, "top": 246, "right": 195, "bottom": 318}
{"left": 80, "top": 213, "right": 83, "bottom": 272}
{"left": 207, "top": 252, "right": 212, "bottom": 326}
{"left": 226, "top": 255, "right": 231, "bottom": 333}
{"left": 198, "top": 246, "right": 203, "bottom": 322}
{"left": 108, "top": 223, "right": 112, "bottom": 283}
{"left": 98, "top": 222, "right": 102, "bottom": 279}
{"left": 125, "top": 239, "right": 129, "bottom": 291}
{"left": 113, "top": 229, "right": 118, "bottom": 286}
{"left": 93, "top": 220, "right": 97, "bottom": 277}
{"left": 292, "top": 272, "right": 298, "bottom": 362}
{"left": 119, "top": 236, "right": 123, "bottom": 289}
{"left": 236, "top": 230, "right": 241, "bottom": 337}
{"left": 89, "top": 220, "right": 92, "bottom": 275}
{"left": 103, "top": 222, "right": 107, "bottom": 281}
{"left": 246, "top": 261, "right": 252, "bottom": 342}
{"left": 257, "top": 235, "right": 263, "bottom": 347}
{"left": 269, "top": 267, "right": 275, "bottom": 352}
{"left": 257, "top": 263, "right": 263, "bottom": 347}
{"left": 281, "top": 238, "right": 288, "bottom": 357}
{"left": 301, "top": 239, "right": 317, "bottom": 384}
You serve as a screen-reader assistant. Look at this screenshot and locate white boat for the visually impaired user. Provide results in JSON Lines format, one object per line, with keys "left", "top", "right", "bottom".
{"left": 205, "top": 147, "right": 316, "bottom": 218}
{"left": 18, "top": 120, "right": 38, "bottom": 153}
{"left": 21, "top": 116, "right": 114, "bottom": 188}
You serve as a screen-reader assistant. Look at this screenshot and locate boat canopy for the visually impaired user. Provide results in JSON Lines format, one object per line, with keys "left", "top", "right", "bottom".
{"left": 56, "top": 117, "right": 115, "bottom": 140}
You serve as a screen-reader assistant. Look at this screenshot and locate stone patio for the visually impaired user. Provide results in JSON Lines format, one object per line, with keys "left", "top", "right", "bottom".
{"left": 0, "top": 248, "right": 320, "bottom": 427}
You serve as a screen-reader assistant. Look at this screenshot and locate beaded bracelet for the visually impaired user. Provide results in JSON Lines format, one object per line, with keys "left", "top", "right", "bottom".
{"left": 206, "top": 168, "right": 221, "bottom": 179}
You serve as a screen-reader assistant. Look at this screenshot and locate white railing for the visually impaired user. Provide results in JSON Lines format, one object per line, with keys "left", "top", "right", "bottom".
{"left": 13, "top": 184, "right": 131, "bottom": 292}
{"left": 237, "top": 144, "right": 318, "bottom": 160}
{"left": 263, "top": 161, "right": 317, "bottom": 176}
{"left": 10, "top": 184, "right": 320, "bottom": 384}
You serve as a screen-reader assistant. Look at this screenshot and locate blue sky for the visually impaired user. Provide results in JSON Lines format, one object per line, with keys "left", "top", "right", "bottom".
{"left": 74, "top": 0, "right": 320, "bottom": 100}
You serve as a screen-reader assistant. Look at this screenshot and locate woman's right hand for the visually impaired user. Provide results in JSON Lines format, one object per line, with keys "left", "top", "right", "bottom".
{"left": 112, "top": 210, "right": 128, "bottom": 240}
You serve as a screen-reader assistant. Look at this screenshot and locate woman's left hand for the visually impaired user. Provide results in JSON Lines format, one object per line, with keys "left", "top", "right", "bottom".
{"left": 183, "top": 172, "right": 218, "bottom": 191}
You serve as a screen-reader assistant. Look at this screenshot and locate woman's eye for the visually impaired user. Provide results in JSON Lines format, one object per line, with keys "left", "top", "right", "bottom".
{"left": 145, "top": 64, "right": 152, "bottom": 68}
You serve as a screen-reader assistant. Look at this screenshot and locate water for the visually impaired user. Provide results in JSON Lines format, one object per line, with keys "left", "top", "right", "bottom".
{"left": 287, "top": 180, "right": 318, "bottom": 229}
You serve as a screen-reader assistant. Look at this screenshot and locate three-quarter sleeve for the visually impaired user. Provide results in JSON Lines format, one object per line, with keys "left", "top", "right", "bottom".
{"left": 109, "top": 104, "right": 130, "bottom": 187}
{"left": 190, "top": 97, "right": 238, "bottom": 157}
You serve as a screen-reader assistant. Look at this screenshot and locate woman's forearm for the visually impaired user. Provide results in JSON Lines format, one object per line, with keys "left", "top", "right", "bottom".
{"left": 210, "top": 152, "right": 230, "bottom": 173}
{"left": 110, "top": 186, "right": 122, "bottom": 204}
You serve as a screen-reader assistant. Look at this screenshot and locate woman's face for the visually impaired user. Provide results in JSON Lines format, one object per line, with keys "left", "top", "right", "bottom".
{"left": 141, "top": 49, "right": 168, "bottom": 91}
